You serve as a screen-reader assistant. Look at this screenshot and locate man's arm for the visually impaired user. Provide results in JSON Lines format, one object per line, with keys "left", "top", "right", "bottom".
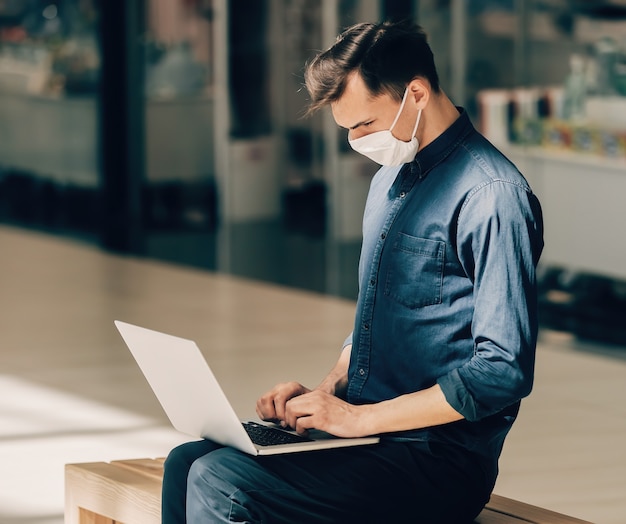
{"left": 283, "top": 381, "right": 463, "bottom": 438}
{"left": 255, "top": 344, "right": 352, "bottom": 424}
{"left": 315, "top": 344, "right": 351, "bottom": 398}
{"left": 258, "top": 342, "right": 464, "bottom": 437}
{"left": 282, "top": 345, "right": 464, "bottom": 437}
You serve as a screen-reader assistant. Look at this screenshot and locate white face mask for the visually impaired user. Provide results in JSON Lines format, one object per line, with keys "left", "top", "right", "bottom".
{"left": 348, "top": 87, "right": 422, "bottom": 166}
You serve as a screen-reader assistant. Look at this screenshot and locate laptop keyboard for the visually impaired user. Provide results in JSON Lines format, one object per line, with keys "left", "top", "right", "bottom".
{"left": 242, "top": 421, "right": 313, "bottom": 446}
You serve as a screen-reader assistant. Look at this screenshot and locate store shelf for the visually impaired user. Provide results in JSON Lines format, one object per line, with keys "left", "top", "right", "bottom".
{"left": 504, "top": 144, "right": 626, "bottom": 282}
{"left": 505, "top": 144, "right": 626, "bottom": 173}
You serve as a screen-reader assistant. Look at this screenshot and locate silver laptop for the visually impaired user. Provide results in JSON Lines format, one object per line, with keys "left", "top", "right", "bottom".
{"left": 115, "top": 321, "right": 379, "bottom": 456}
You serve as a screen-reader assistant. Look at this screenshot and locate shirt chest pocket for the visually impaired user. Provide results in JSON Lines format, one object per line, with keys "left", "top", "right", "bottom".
{"left": 384, "top": 233, "right": 445, "bottom": 309}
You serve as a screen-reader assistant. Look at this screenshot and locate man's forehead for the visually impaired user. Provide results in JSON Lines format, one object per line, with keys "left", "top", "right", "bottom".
{"left": 342, "top": 72, "right": 375, "bottom": 100}
{"left": 330, "top": 97, "right": 372, "bottom": 129}
{"left": 331, "top": 76, "right": 392, "bottom": 128}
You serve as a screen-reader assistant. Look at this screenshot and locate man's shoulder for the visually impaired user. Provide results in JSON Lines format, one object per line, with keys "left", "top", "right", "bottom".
{"left": 456, "top": 131, "right": 530, "bottom": 190}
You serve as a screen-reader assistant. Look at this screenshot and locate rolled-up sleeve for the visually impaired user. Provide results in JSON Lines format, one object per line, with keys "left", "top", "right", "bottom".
{"left": 438, "top": 180, "right": 544, "bottom": 422}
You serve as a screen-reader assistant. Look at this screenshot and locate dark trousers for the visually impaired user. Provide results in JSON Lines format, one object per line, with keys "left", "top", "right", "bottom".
{"left": 162, "top": 438, "right": 494, "bottom": 523}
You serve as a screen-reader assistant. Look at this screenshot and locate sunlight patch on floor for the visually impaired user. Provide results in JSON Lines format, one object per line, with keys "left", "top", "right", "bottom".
{"left": 0, "top": 375, "right": 188, "bottom": 523}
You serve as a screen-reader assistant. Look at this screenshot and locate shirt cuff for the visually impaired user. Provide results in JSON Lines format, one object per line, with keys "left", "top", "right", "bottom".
{"left": 437, "top": 369, "right": 480, "bottom": 422}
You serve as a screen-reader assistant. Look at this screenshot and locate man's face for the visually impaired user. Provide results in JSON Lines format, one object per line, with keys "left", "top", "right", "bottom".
{"left": 331, "top": 73, "right": 418, "bottom": 143}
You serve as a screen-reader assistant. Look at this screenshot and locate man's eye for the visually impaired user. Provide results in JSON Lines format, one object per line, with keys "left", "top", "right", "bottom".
{"left": 363, "top": 121, "right": 373, "bottom": 127}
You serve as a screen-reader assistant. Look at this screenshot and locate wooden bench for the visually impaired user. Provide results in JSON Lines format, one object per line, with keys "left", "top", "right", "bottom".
{"left": 65, "top": 458, "right": 594, "bottom": 524}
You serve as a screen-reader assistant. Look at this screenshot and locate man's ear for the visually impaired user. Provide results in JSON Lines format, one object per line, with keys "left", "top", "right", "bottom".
{"left": 407, "top": 78, "right": 429, "bottom": 109}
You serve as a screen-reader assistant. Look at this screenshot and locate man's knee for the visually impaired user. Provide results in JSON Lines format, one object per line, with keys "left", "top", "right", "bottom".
{"left": 187, "top": 449, "right": 265, "bottom": 522}
{"left": 164, "top": 440, "right": 220, "bottom": 483}
{"left": 188, "top": 447, "right": 246, "bottom": 491}
{"left": 164, "top": 440, "right": 220, "bottom": 469}
{"left": 164, "top": 442, "right": 188, "bottom": 470}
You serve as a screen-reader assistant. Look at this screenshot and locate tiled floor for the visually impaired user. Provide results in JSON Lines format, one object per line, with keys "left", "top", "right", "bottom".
{"left": 1, "top": 224, "right": 624, "bottom": 523}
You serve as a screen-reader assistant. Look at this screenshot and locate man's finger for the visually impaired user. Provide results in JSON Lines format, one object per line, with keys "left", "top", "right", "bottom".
{"left": 256, "top": 395, "right": 276, "bottom": 421}
{"left": 294, "top": 414, "right": 316, "bottom": 435}
{"left": 273, "top": 397, "right": 287, "bottom": 423}
{"left": 284, "top": 395, "right": 314, "bottom": 429}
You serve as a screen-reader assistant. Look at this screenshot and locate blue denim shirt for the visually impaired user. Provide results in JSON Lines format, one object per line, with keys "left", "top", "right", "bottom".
{"left": 345, "top": 109, "right": 544, "bottom": 462}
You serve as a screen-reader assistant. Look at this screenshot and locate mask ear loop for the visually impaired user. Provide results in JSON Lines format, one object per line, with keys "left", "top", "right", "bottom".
{"left": 388, "top": 87, "right": 411, "bottom": 133}
{"left": 389, "top": 88, "right": 422, "bottom": 141}
{"left": 411, "top": 109, "right": 422, "bottom": 139}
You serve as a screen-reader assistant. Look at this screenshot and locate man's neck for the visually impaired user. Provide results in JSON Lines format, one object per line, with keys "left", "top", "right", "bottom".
{"left": 418, "top": 92, "right": 461, "bottom": 151}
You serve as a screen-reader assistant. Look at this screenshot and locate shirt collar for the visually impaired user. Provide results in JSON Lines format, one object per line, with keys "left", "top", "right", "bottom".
{"left": 410, "top": 107, "right": 474, "bottom": 179}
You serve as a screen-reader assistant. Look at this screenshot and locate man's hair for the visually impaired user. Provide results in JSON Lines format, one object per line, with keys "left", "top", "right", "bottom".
{"left": 304, "top": 20, "right": 440, "bottom": 115}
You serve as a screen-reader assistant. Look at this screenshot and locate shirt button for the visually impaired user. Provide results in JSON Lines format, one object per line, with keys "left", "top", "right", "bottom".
{"left": 380, "top": 232, "right": 386, "bottom": 240}
{"left": 359, "top": 368, "right": 366, "bottom": 376}
{"left": 399, "top": 191, "right": 406, "bottom": 198}
{"left": 369, "top": 278, "right": 376, "bottom": 286}
{"left": 363, "top": 323, "right": 369, "bottom": 330}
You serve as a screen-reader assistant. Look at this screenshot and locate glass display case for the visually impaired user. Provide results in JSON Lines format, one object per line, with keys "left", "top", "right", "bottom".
{"left": 0, "top": 0, "right": 100, "bottom": 232}
{"left": 469, "top": 1, "right": 626, "bottom": 283}
{"left": 142, "top": 0, "right": 216, "bottom": 234}
{"left": 453, "top": 0, "right": 626, "bottom": 340}
{"left": 3, "top": 0, "right": 623, "bottom": 306}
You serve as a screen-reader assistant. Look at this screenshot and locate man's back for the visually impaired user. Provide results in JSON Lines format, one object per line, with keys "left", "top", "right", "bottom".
{"left": 350, "top": 109, "right": 543, "bottom": 462}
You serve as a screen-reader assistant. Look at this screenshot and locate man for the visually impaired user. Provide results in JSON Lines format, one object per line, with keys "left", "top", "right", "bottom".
{"left": 162, "top": 20, "right": 544, "bottom": 523}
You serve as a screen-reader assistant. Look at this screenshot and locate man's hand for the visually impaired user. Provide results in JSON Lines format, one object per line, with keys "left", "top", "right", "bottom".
{"left": 256, "top": 381, "right": 311, "bottom": 426}
{"left": 256, "top": 382, "right": 369, "bottom": 438}
{"left": 258, "top": 381, "right": 463, "bottom": 438}
{"left": 283, "top": 389, "right": 368, "bottom": 438}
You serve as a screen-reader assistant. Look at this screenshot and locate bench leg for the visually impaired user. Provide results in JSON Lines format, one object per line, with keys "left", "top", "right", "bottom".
{"left": 78, "top": 508, "right": 116, "bottom": 524}
{"left": 65, "top": 461, "right": 162, "bottom": 524}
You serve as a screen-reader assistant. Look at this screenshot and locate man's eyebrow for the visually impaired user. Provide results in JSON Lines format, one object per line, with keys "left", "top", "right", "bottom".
{"left": 340, "top": 119, "right": 371, "bottom": 131}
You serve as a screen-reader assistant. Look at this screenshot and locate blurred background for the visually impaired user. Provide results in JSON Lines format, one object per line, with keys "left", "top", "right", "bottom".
{"left": 2, "top": 0, "right": 626, "bottom": 343}
{"left": 1, "top": 0, "right": 626, "bottom": 343}
{"left": 1, "top": 1, "right": 626, "bottom": 523}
